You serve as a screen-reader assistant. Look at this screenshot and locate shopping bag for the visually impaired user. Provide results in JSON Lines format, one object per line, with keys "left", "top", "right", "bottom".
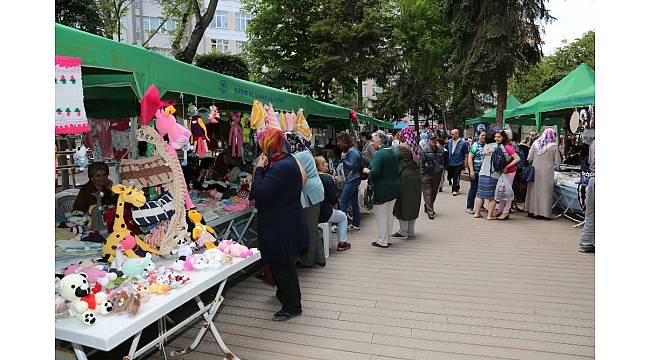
{"left": 364, "top": 183, "right": 375, "bottom": 210}
{"left": 494, "top": 173, "right": 514, "bottom": 201}
{"left": 521, "top": 166, "right": 535, "bottom": 182}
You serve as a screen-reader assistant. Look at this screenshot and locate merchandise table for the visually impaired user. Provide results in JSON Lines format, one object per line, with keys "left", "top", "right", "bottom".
{"left": 55, "top": 250, "right": 261, "bottom": 360}
{"left": 202, "top": 207, "right": 257, "bottom": 245}
{"left": 553, "top": 171, "right": 584, "bottom": 223}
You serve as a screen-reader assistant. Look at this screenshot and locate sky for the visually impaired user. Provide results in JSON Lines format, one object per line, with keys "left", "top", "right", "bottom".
{"left": 540, "top": 0, "right": 596, "bottom": 55}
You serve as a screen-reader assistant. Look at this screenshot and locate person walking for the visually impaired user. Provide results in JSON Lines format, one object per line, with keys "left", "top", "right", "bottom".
{"left": 421, "top": 132, "right": 446, "bottom": 219}
{"left": 287, "top": 132, "right": 326, "bottom": 268}
{"left": 251, "top": 128, "right": 308, "bottom": 321}
{"left": 314, "top": 156, "right": 351, "bottom": 251}
{"left": 336, "top": 132, "right": 362, "bottom": 231}
{"left": 579, "top": 140, "right": 595, "bottom": 253}
{"left": 466, "top": 130, "right": 486, "bottom": 214}
{"left": 525, "top": 128, "right": 562, "bottom": 219}
{"left": 392, "top": 128, "right": 422, "bottom": 239}
{"left": 473, "top": 130, "right": 500, "bottom": 220}
{"left": 362, "top": 131, "right": 400, "bottom": 248}
{"left": 358, "top": 132, "right": 375, "bottom": 214}
{"left": 445, "top": 129, "right": 468, "bottom": 196}
{"left": 437, "top": 136, "right": 449, "bottom": 192}
{"left": 495, "top": 130, "right": 521, "bottom": 220}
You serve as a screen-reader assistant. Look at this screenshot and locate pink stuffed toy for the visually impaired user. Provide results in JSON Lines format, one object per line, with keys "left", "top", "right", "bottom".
{"left": 155, "top": 106, "right": 191, "bottom": 150}
{"left": 217, "top": 240, "right": 253, "bottom": 258}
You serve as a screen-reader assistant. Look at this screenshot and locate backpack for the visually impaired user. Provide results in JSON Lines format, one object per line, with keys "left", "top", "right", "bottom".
{"left": 490, "top": 145, "right": 507, "bottom": 173}
{"left": 358, "top": 156, "right": 370, "bottom": 181}
{"left": 514, "top": 144, "right": 526, "bottom": 170}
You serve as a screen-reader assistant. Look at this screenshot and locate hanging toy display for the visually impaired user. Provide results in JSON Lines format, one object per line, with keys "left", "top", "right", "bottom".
{"left": 209, "top": 105, "right": 220, "bottom": 124}
{"left": 73, "top": 145, "right": 90, "bottom": 171}
{"left": 187, "top": 103, "right": 198, "bottom": 117}
{"left": 190, "top": 115, "right": 210, "bottom": 158}
{"left": 241, "top": 113, "right": 251, "bottom": 143}
{"left": 229, "top": 112, "right": 244, "bottom": 159}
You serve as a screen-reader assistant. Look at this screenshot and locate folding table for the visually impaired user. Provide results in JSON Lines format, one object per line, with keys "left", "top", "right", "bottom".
{"left": 55, "top": 251, "right": 260, "bottom": 360}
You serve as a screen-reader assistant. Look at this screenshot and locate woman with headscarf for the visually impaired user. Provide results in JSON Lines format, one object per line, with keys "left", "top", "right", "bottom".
{"left": 362, "top": 130, "right": 400, "bottom": 248}
{"left": 286, "top": 132, "right": 326, "bottom": 267}
{"left": 251, "top": 128, "right": 309, "bottom": 321}
{"left": 525, "top": 128, "right": 562, "bottom": 219}
{"left": 392, "top": 128, "right": 422, "bottom": 239}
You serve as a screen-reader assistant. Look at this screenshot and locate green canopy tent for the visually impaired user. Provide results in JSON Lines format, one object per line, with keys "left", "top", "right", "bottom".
{"left": 465, "top": 95, "right": 522, "bottom": 126}
{"left": 505, "top": 63, "right": 595, "bottom": 130}
{"left": 305, "top": 98, "right": 353, "bottom": 130}
{"left": 55, "top": 24, "right": 312, "bottom": 118}
{"left": 357, "top": 113, "right": 394, "bottom": 130}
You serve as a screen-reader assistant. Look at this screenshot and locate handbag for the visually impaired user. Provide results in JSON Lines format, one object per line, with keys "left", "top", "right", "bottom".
{"left": 521, "top": 165, "right": 535, "bottom": 182}
{"left": 364, "top": 182, "right": 375, "bottom": 209}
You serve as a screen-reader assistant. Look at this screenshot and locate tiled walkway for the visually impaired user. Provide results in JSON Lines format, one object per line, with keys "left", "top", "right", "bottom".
{"left": 144, "top": 184, "right": 595, "bottom": 360}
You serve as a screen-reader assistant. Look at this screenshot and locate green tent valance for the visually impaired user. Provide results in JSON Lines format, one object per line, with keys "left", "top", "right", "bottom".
{"left": 357, "top": 114, "right": 394, "bottom": 129}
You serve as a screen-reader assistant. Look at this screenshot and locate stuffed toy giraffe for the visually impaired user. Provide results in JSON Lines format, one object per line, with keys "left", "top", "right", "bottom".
{"left": 102, "top": 184, "right": 161, "bottom": 262}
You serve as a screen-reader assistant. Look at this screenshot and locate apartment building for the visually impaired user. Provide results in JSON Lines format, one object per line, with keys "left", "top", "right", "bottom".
{"left": 121, "top": 0, "right": 251, "bottom": 57}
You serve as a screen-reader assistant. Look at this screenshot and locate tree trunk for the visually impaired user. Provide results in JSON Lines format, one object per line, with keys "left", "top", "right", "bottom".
{"left": 357, "top": 78, "right": 363, "bottom": 111}
{"left": 495, "top": 70, "right": 508, "bottom": 129}
{"left": 172, "top": 3, "right": 192, "bottom": 56}
{"left": 178, "top": 0, "right": 220, "bottom": 63}
{"left": 412, "top": 108, "right": 419, "bottom": 136}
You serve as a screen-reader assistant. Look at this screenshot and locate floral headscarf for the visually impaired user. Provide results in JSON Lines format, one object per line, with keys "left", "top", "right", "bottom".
{"left": 533, "top": 128, "right": 557, "bottom": 155}
{"left": 285, "top": 131, "right": 309, "bottom": 154}
{"left": 256, "top": 128, "right": 290, "bottom": 163}
{"left": 397, "top": 127, "right": 421, "bottom": 165}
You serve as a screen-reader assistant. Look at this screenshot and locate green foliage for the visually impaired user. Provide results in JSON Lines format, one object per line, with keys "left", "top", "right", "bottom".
{"left": 55, "top": 0, "right": 104, "bottom": 36}
{"left": 370, "top": 0, "right": 454, "bottom": 123}
{"left": 96, "top": 0, "right": 133, "bottom": 40}
{"left": 194, "top": 52, "right": 251, "bottom": 80}
{"left": 509, "top": 31, "right": 595, "bottom": 102}
{"left": 153, "top": 0, "right": 193, "bottom": 55}
{"left": 445, "top": 0, "right": 553, "bottom": 123}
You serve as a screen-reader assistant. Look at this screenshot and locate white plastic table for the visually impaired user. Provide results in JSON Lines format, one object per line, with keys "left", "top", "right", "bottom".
{"left": 202, "top": 207, "right": 257, "bottom": 245}
{"left": 55, "top": 250, "right": 261, "bottom": 360}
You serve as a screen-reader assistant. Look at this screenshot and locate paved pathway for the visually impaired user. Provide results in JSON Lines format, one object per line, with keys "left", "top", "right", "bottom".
{"left": 143, "top": 182, "right": 595, "bottom": 360}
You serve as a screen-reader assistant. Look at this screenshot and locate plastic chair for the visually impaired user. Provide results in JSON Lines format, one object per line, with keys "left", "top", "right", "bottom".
{"left": 318, "top": 222, "right": 332, "bottom": 258}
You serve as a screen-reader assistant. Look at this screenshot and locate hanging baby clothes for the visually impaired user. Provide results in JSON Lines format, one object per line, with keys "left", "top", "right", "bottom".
{"left": 110, "top": 118, "right": 131, "bottom": 159}
{"left": 209, "top": 105, "right": 220, "bottom": 123}
{"left": 285, "top": 112, "right": 294, "bottom": 132}
{"left": 241, "top": 114, "right": 251, "bottom": 143}
{"left": 229, "top": 122, "right": 244, "bottom": 159}
{"left": 85, "top": 119, "right": 113, "bottom": 160}
{"left": 190, "top": 116, "right": 210, "bottom": 157}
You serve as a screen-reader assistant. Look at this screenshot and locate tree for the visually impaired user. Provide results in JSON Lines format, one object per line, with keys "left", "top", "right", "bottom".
{"left": 370, "top": 0, "right": 454, "bottom": 131}
{"left": 96, "top": 0, "right": 133, "bottom": 41}
{"left": 55, "top": 0, "right": 105, "bottom": 36}
{"left": 308, "top": 0, "right": 395, "bottom": 107}
{"left": 445, "top": 0, "right": 553, "bottom": 126}
{"left": 194, "top": 52, "right": 251, "bottom": 80}
{"left": 243, "top": 0, "right": 325, "bottom": 97}
{"left": 509, "top": 31, "right": 595, "bottom": 102}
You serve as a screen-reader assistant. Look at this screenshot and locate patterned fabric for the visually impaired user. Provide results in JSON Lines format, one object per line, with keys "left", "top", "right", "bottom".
{"left": 397, "top": 128, "right": 421, "bottom": 165}
{"left": 469, "top": 142, "right": 485, "bottom": 172}
{"left": 533, "top": 128, "right": 557, "bottom": 155}
{"left": 257, "top": 128, "right": 290, "bottom": 163}
{"left": 131, "top": 193, "right": 176, "bottom": 226}
{"left": 477, "top": 175, "right": 498, "bottom": 200}
{"left": 55, "top": 56, "right": 89, "bottom": 134}
{"left": 285, "top": 132, "right": 307, "bottom": 154}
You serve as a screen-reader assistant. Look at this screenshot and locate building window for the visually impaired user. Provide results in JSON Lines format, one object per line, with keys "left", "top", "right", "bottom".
{"left": 211, "top": 39, "right": 229, "bottom": 53}
{"left": 235, "top": 12, "right": 252, "bottom": 31}
{"left": 235, "top": 41, "right": 247, "bottom": 54}
{"left": 210, "top": 11, "right": 229, "bottom": 29}
{"left": 160, "top": 19, "right": 176, "bottom": 34}
{"left": 135, "top": 16, "right": 161, "bottom": 33}
{"left": 362, "top": 82, "right": 368, "bottom": 98}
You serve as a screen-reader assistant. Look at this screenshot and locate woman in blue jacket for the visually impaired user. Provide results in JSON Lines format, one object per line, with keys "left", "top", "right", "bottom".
{"left": 251, "top": 129, "right": 308, "bottom": 322}
{"left": 336, "top": 132, "right": 362, "bottom": 231}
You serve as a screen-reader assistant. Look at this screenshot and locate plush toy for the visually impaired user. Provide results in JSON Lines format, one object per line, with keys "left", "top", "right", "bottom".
{"left": 217, "top": 240, "right": 254, "bottom": 258}
{"left": 121, "top": 253, "right": 156, "bottom": 278}
{"left": 111, "top": 290, "right": 144, "bottom": 317}
{"left": 62, "top": 263, "right": 116, "bottom": 286}
{"left": 236, "top": 172, "right": 252, "bottom": 199}
{"left": 73, "top": 145, "right": 90, "bottom": 171}
{"left": 55, "top": 294, "right": 71, "bottom": 319}
{"left": 56, "top": 273, "right": 113, "bottom": 325}
{"left": 170, "top": 233, "right": 195, "bottom": 260}
{"left": 203, "top": 248, "right": 225, "bottom": 269}
{"left": 183, "top": 254, "right": 209, "bottom": 271}
{"left": 187, "top": 209, "right": 217, "bottom": 249}
{"left": 156, "top": 106, "right": 191, "bottom": 151}
{"left": 209, "top": 105, "right": 220, "bottom": 123}
{"left": 102, "top": 184, "right": 162, "bottom": 262}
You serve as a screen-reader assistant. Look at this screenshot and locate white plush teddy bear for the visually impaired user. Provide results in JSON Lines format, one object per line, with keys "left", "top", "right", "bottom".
{"left": 57, "top": 273, "right": 113, "bottom": 325}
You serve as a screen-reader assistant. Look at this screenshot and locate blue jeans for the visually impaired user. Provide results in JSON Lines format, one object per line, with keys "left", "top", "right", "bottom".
{"left": 466, "top": 173, "right": 479, "bottom": 210}
{"left": 329, "top": 209, "right": 348, "bottom": 242}
{"left": 339, "top": 179, "right": 361, "bottom": 227}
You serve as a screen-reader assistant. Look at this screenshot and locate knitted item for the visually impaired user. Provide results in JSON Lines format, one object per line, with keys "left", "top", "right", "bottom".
{"left": 264, "top": 103, "right": 282, "bottom": 130}
{"left": 285, "top": 112, "right": 294, "bottom": 132}
{"left": 293, "top": 109, "right": 312, "bottom": 140}
{"left": 250, "top": 100, "right": 265, "bottom": 130}
{"left": 55, "top": 56, "right": 90, "bottom": 134}
{"left": 229, "top": 123, "right": 244, "bottom": 158}
{"left": 280, "top": 112, "right": 287, "bottom": 131}
{"left": 209, "top": 105, "right": 220, "bottom": 123}
{"left": 241, "top": 114, "right": 251, "bottom": 143}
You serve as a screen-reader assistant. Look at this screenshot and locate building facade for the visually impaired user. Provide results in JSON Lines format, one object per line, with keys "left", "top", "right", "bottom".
{"left": 121, "top": 0, "right": 251, "bottom": 57}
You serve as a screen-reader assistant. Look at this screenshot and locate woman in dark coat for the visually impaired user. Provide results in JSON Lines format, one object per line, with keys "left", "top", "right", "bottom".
{"left": 250, "top": 128, "right": 308, "bottom": 322}
{"left": 392, "top": 128, "right": 422, "bottom": 239}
